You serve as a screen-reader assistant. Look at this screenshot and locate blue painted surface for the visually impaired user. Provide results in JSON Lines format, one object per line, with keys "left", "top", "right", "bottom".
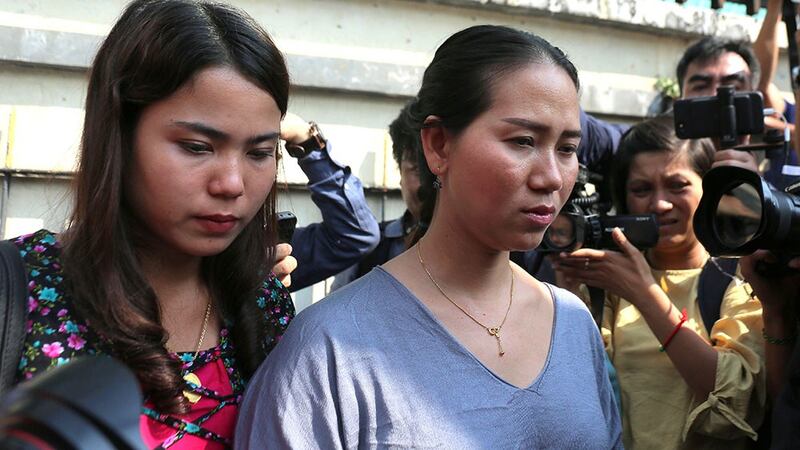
{"left": 666, "top": 0, "right": 766, "bottom": 19}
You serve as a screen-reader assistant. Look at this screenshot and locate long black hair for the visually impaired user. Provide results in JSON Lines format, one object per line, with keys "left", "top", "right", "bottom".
{"left": 63, "top": 0, "right": 289, "bottom": 414}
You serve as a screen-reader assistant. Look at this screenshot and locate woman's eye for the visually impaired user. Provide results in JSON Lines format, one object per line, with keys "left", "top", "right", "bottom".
{"left": 670, "top": 182, "right": 689, "bottom": 191}
{"left": 558, "top": 145, "right": 577, "bottom": 155}
{"left": 249, "top": 148, "right": 275, "bottom": 160}
{"left": 629, "top": 187, "right": 651, "bottom": 196}
{"left": 512, "top": 136, "right": 535, "bottom": 148}
{"left": 180, "top": 141, "right": 211, "bottom": 154}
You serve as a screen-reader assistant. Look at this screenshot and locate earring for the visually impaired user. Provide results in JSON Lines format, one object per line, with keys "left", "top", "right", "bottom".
{"left": 432, "top": 176, "right": 442, "bottom": 190}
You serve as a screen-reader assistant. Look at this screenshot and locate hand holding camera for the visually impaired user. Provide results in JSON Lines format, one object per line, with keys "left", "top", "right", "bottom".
{"left": 272, "top": 211, "right": 298, "bottom": 288}
{"left": 741, "top": 250, "right": 800, "bottom": 314}
{"left": 553, "top": 228, "right": 660, "bottom": 307}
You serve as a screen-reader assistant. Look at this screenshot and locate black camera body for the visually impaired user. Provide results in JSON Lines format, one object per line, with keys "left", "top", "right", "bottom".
{"left": 538, "top": 166, "right": 659, "bottom": 253}
{"left": 277, "top": 211, "right": 297, "bottom": 244}
{"left": 0, "top": 357, "right": 145, "bottom": 449}
{"left": 674, "top": 87, "right": 764, "bottom": 149}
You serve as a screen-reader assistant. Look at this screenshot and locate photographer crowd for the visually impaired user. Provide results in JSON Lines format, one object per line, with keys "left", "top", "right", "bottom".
{"left": 4, "top": 0, "right": 800, "bottom": 449}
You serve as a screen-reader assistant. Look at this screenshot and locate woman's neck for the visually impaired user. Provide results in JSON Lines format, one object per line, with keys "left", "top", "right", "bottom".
{"left": 136, "top": 246, "right": 206, "bottom": 312}
{"left": 646, "top": 240, "right": 708, "bottom": 270}
{"left": 416, "top": 217, "right": 512, "bottom": 307}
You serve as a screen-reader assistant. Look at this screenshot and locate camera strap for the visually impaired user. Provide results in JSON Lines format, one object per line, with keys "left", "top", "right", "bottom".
{"left": 697, "top": 258, "right": 738, "bottom": 337}
{"left": 0, "top": 239, "right": 28, "bottom": 395}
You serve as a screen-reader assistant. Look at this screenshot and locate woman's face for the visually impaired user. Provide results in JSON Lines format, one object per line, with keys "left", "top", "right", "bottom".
{"left": 126, "top": 66, "right": 281, "bottom": 259}
{"left": 625, "top": 151, "right": 704, "bottom": 253}
{"left": 399, "top": 152, "right": 422, "bottom": 221}
{"left": 435, "top": 63, "right": 581, "bottom": 251}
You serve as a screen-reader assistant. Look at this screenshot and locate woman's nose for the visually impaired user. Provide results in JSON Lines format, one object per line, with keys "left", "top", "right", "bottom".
{"left": 529, "top": 153, "right": 564, "bottom": 193}
{"left": 208, "top": 156, "right": 245, "bottom": 198}
{"left": 650, "top": 193, "right": 672, "bottom": 214}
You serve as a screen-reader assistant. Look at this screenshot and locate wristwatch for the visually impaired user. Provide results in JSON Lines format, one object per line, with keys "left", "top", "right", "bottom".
{"left": 285, "top": 121, "right": 327, "bottom": 158}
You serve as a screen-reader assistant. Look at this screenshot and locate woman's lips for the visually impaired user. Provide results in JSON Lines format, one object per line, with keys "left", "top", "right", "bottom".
{"left": 523, "top": 205, "right": 556, "bottom": 227}
{"left": 196, "top": 214, "right": 239, "bottom": 234}
{"left": 658, "top": 218, "right": 680, "bottom": 227}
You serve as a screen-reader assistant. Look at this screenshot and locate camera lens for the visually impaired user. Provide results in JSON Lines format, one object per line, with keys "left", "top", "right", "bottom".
{"left": 544, "top": 213, "right": 575, "bottom": 250}
{"left": 713, "top": 182, "right": 762, "bottom": 248}
{"left": 696, "top": 165, "right": 800, "bottom": 256}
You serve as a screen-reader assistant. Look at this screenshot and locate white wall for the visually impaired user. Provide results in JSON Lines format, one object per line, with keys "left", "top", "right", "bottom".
{"left": 0, "top": 0, "right": 785, "bottom": 307}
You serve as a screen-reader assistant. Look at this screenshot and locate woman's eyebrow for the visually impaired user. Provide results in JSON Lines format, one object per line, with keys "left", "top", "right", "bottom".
{"left": 172, "top": 120, "right": 279, "bottom": 145}
{"left": 501, "top": 117, "right": 582, "bottom": 139}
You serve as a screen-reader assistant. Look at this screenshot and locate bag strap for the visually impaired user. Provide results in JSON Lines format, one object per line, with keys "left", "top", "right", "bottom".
{"left": 697, "top": 258, "right": 738, "bottom": 336}
{"left": 0, "top": 239, "right": 28, "bottom": 394}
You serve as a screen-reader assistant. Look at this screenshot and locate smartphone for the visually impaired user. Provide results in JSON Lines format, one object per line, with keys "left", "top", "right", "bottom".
{"left": 674, "top": 91, "right": 764, "bottom": 140}
{"left": 277, "top": 211, "right": 297, "bottom": 244}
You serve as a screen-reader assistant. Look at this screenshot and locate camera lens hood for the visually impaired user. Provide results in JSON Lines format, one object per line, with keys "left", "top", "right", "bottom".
{"left": 695, "top": 165, "right": 800, "bottom": 256}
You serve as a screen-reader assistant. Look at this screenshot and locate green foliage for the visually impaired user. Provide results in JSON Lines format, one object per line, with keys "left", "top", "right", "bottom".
{"left": 655, "top": 77, "right": 680, "bottom": 98}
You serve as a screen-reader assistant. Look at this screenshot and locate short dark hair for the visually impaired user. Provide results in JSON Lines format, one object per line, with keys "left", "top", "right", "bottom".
{"left": 611, "top": 114, "right": 715, "bottom": 213}
{"left": 389, "top": 100, "right": 420, "bottom": 167}
{"left": 676, "top": 36, "right": 760, "bottom": 94}
{"left": 409, "top": 25, "right": 580, "bottom": 241}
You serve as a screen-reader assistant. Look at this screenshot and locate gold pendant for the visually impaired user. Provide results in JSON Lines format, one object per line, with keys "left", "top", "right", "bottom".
{"left": 488, "top": 327, "right": 505, "bottom": 357}
{"left": 183, "top": 373, "right": 202, "bottom": 404}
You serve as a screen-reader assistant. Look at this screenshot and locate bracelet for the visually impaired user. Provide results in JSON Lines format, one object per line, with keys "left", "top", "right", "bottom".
{"left": 659, "top": 308, "right": 688, "bottom": 353}
{"left": 762, "top": 328, "right": 798, "bottom": 346}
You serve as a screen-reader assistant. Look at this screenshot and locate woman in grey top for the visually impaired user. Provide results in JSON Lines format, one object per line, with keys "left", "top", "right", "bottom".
{"left": 236, "top": 25, "right": 622, "bottom": 449}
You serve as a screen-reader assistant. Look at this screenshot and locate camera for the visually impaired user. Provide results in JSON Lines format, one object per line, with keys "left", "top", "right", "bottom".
{"left": 0, "top": 356, "right": 144, "bottom": 449}
{"left": 674, "top": 86, "right": 764, "bottom": 149}
{"left": 694, "top": 165, "right": 800, "bottom": 270}
{"left": 538, "top": 166, "right": 659, "bottom": 252}
{"left": 277, "top": 211, "right": 297, "bottom": 244}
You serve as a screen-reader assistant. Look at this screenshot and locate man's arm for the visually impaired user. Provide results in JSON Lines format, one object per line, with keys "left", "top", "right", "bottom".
{"left": 283, "top": 116, "right": 379, "bottom": 291}
{"left": 577, "top": 109, "right": 628, "bottom": 171}
{"left": 753, "top": 0, "right": 786, "bottom": 114}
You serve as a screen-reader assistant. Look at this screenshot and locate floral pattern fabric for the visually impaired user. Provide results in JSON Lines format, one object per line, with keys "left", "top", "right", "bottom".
{"left": 11, "top": 229, "right": 295, "bottom": 449}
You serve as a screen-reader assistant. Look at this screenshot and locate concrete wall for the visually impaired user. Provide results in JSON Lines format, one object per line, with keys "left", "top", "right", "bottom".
{"left": 0, "top": 0, "right": 787, "bottom": 308}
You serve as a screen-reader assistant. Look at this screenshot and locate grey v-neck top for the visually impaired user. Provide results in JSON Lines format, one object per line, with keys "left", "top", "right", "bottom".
{"left": 236, "top": 268, "right": 622, "bottom": 449}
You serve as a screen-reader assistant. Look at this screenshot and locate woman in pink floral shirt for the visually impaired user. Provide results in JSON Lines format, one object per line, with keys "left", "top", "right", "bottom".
{"left": 8, "top": 1, "right": 294, "bottom": 448}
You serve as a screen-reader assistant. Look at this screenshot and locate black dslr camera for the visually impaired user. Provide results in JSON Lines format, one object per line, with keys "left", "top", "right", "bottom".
{"left": 538, "top": 166, "right": 659, "bottom": 253}
{"left": 674, "top": 86, "right": 800, "bottom": 275}
{"left": 693, "top": 165, "right": 800, "bottom": 275}
{"left": 0, "top": 357, "right": 145, "bottom": 449}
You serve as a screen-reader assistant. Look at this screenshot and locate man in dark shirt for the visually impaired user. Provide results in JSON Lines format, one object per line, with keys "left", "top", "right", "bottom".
{"left": 331, "top": 102, "right": 422, "bottom": 290}
{"left": 276, "top": 113, "right": 380, "bottom": 291}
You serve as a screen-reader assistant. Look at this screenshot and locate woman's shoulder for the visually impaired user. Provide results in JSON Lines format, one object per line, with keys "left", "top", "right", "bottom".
{"left": 255, "top": 273, "right": 296, "bottom": 352}
{"left": 541, "top": 282, "right": 599, "bottom": 334}
{"left": 10, "top": 231, "right": 101, "bottom": 382}
{"left": 541, "top": 282, "right": 593, "bottom": 316}
{"left": 283, "top": 269, "right": 399, "bottom": 337}
{"left": 257, "top": 274, "right": 295, "bottom": 320}
{"left": 10, "top": 229, "right": 61, "bottom": 267}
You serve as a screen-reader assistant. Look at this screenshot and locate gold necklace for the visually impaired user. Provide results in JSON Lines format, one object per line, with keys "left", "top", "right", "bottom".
{"left": 182, "top": 301, "right": 212, "bottom": 404}
{"left": 193, "top": 301, "right": 212, "bottom": 359}
{"left": 416, "top": 239, "right": 514, "bottom": 357}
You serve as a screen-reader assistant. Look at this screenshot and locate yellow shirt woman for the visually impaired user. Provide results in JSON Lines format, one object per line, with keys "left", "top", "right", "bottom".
{"left": 553, "top": 115, "right": 767, "bottom": 449}
{"left": 602, "top": 265, "right": 765, "bottom": 449}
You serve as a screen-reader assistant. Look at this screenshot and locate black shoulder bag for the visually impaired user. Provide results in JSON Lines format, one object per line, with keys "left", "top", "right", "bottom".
{"left": 697, "top": 257, "right": 739, "bottom": 336}
{"left": 0, "top": 239, "right": 28, "bottom": 394}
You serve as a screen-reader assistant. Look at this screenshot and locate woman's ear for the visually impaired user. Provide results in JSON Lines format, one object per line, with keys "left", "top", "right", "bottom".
{"left": 420, "top": 115, "right": 450, "bottom": 176}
